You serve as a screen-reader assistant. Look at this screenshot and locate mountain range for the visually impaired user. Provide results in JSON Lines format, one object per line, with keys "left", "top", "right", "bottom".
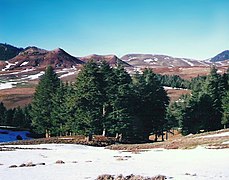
{"left": 0, "top": 43, "right": 228, "bottom": 72}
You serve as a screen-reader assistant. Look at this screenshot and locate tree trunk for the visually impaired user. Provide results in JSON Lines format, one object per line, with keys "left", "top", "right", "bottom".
{"left": 161, "top": 132, "right": 164, "bottom": 141}
{"left": 154, "top": 133, "right": 158, "bottom": 142}
{"left": 166, "top": 131, "right": 168, "bottom": 140}
{"left": 102, "top": 128, "right": 106, "bottom": 136}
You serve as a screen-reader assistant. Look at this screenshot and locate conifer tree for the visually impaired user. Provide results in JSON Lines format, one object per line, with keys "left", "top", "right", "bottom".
{"left": 222, "top": 91, "right": 229, "bottom": 128}
{"left": 105, "top": 65, "right": 134, "bottom": 139}
{"left": 50, "top": 82, "right": 69, "bottom": 136}
{"left": 69, "top": 62, "right": 104, "bottom": 135}
{"left": 133, "top": 69, "right": 169, "bottom": 141}
{"left": 30, "top": 66, "right": 60, "bottom": 135}
{"left": 0, "top": 102, "right": 6, "bottom": 125}
{"left": 203, "top": 66, "right": 224, "bottom": 130}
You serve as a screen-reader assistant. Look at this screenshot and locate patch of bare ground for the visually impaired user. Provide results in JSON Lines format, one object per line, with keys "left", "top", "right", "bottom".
{"left": 107, "top": 129, "right": 229, "bottom": 151}
{"left": 152, "top": 66, "right": 228, "bottom": 80}
{"left": 166, "top": 89, "right": 191, "bottom": 102}
{"left": 1, "top": 135, "right": 116, "bottom": 147}
{"left": 96, "top": 174, "right": 166, "bottom": 180}
{"left": 0, "top": 87, "right": 35, "bottom": 108}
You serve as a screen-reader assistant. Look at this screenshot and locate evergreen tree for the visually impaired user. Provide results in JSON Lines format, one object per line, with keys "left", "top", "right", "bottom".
{"left": 12, "top": 107, "right": 25, "bottom": 127}
{"left": 105, "top": 65, "right": 134, "bottom": 139}
{"left": 5, "top": 108, "right": 15, "bottom": 126}
{"left": 50, "top": 82, "right": 69, "bottom": 136}
{"left": 69, "top": 62, "right": 104, "bottom": 135}
{"left": 222, "top": 91, "right": 229, "bottom": 128}
{"left": 203, "top": 66, "right": 224, "bottom": 130}
{"left": 21, "top": 105, "right": 32, "bottom": 129}
{"left": 133, "top": 69, "right": 169, "bottom": 141}
{"left": 30, "top": 66, "right": 60, "bottom": 135}
{"left": 0, "top": 102, "right": 6, "bottom": 125}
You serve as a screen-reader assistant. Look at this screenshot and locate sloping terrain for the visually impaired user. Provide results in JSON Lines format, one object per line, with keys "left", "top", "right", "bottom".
{"left": 79, "top": 54, "right": 131, "bottom": 67}
{"left": 1, "top": 47, "right": 84, "bottom": 71}
{"left": 0, "top": 43, "right": 228, "bottom": 108}
{"left": 108, "top": 128, "right": 229, "bottom": 150}
{"left": 211, "top": 50, "right": 229, "bottom": 62}
{"left": 121, "top": 53, "right": 229, "bottom": 68}
{"left": 0, "top": 43, "right": 23, "bottom": 61}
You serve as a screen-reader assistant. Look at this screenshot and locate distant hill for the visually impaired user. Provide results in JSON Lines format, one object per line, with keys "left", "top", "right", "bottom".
{"left": 210, "top": 50, "right": 229, "bottom": 62}
{"left": 121, "top": 54, "right": 209, "bottom": 67}
{"left": 79, "top": 54, "right": 131, "bottom": 67}
{"left": 0, "top": 43, "right": 23, "bottom": 61}
{"left": 5, "top": 47, "right": 84, "bottom": 70}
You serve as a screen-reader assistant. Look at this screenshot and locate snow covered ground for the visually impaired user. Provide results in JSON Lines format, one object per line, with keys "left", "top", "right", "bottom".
{"left": 0, "top": 144, "right": 228, "bottom": 180}
{"left": 0, "top": 81, "right": 17, "bottom": 90}
{"left": 201, "top": 132, "right": 229, "bottom": 138}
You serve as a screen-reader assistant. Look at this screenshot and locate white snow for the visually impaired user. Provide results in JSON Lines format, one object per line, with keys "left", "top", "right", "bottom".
{"left": 20, "top": 61, "right": 29, "bottom": 66}
{"left": 217, "top": 70, "right": 223, "bottom": 73}
{"left": 0, "top": 81, "right": 17, "bottom": 90}
{"left": 144, "top": 58, "right": 154, "bottom": 63}
{"left": 181, "top": 59, "right": 194, "bottom": 66}
{"left": 153, "top": 57, "right": 158, "bottom": 61}
{"left": 2, "top": 61, "right": 18, "bottom": 71}
{"left": 163, "top": 86, "right": 188, "bottom": 90}
{"left": 0, "top": 144, "right": 228, "bottom": 180}
{"left": 60, "top": 72, "right": 75, "bottom": 78}
{"left": 125, "top": 57, "right": 136, "bottom": 61}
{"left": 21, "top": 71, "right": 45, "bottom": 80}
{"left": 201, "top": 132, "right": 229, "bottom": 138}
{"left": 222, "top": 141, "right": 229, "bottom": 145}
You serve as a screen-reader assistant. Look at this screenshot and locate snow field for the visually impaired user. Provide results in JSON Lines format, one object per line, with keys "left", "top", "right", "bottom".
{"left": 0, "top": 144, "right": 228, "bottom": 180}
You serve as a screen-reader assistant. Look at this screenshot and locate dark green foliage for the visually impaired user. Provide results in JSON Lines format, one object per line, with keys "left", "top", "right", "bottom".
{"left": 0, "top": 102, "right": 7, "bottom": 125}
{"left": 105, "top": 65, "right": 134, "bottom": 138}
{"left": 173, "top": 66, "right": 228, "bottom": 135}
{"left": 68, "top": 62, "right": 104, "bottom": 135}
{"left": 30, "top": 66, "right": 60, "bottom": 135}
{"left": 222, "top": 91, "right": 229, "bottom": 128}
{"left": 156, "top": 74, "right": 190, "bottom": 89}
{"left": 0, "top": 102, "right": 31, "bottom": 129}
{"left": 133, "top": 69, "right": 169, "bottom": 141}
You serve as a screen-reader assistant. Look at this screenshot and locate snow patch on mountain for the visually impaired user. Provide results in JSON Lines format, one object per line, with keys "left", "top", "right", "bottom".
{"left": 2, "top": 61, "right": 18, "bottom": 71}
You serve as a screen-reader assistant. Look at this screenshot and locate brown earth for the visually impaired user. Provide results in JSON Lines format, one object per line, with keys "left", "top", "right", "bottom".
{"left": 0, "top": 87, "right": 35, "bottom": 108}
{"left": 152, "top": 66, "right": 228, "bottom": 80}
{"left": 107, "top": 129, "right": 229, "bottom": 151}
{"left": 1, "top": 135, "right": 117, "bottom": 147}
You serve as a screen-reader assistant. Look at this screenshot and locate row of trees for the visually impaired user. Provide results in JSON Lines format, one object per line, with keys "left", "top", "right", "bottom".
{"left": 167, "top": 67, "right": 229, "bottom": 135}
{"left": 1, "top": 63, "right": 228, "bottom": 141}
{"left": 0, "top": 103, "right": 31, "bottom": 128}
{"left": 30, "top": 62, "right": 169, "bottom": 142}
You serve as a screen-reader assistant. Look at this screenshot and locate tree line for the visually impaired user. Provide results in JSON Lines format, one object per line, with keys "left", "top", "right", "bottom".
{"left": 0, "top": 103, "right": 31, "bottom": 129}
{"left": 0, "top": 63, "right": 228, "bottom": 141}
{"left": 29, "top": 62, "right": 169, "bottom": 142}
{"left": 167, "top": 67, "right": 229, "bottom": 135}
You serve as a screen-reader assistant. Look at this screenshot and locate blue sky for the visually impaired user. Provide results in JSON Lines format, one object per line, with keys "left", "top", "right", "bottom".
{"left": 0, "top": 0, "right": 229, "bottom": 59}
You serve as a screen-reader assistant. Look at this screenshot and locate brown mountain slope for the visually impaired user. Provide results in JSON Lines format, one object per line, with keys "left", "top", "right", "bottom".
{"left": 4, "top": 47, "right": 84, "bottom": 70}
{"left": 79, "top": 54, "right": 131, "bottom": 67}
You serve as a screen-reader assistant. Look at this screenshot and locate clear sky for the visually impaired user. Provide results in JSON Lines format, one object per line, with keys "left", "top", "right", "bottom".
{"left": 0, "top": 0, "right": 229, "bottom": 59}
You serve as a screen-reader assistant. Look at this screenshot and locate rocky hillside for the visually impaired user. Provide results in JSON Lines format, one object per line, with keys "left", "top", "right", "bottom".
{"left": 121, "top": 53, "right": 228, "bottom": 68}
{"left": 0, "top": 43, "right": 23, "bottom": 61}
{"left": 2, "top": 47, "right": 84, "bottom": 71}
{"left": 79, "top": 54, "right": 131, "bottom": 67}
{"left": 210, "top": 50, "right": 229, "bottom": 62}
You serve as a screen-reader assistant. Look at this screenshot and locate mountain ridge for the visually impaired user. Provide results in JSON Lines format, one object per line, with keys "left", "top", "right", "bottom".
{"left": 0, "top": 43, "right": 228, "bottom": 71}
